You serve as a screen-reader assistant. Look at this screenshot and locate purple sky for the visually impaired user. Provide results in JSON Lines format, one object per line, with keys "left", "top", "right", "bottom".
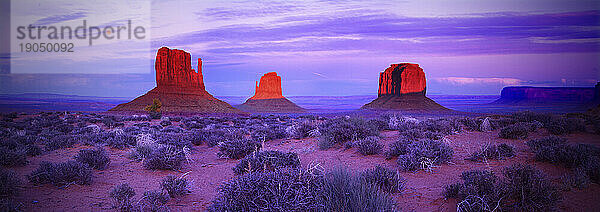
{"left": 1, "top": 0, "right": 599, "bottom": 97}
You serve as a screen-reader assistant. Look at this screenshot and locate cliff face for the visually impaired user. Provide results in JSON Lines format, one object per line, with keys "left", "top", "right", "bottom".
{"left": 378, "top": 63, "right": 426, "bottom": 97}
{"left": 110, "top": 47, "right": 243, "bottom": 114}
{"left": 363, "top": 63, "right": 448, "bottom": 112}
{"left": 250, "top": 72, "right": 284, "bottom": 100}
{"left": 495, "top": 87, "right": 596, "bottom": 104}
{"left": 239, "top": 72, "right": 305, "bottom": 113}
{"left": 155, "top": 47, "right": 205, "bottom": 90}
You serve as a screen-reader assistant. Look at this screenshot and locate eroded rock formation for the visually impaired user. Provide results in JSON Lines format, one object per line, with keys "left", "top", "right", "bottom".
{"left": 250, "top": 72, "right": 284, "bottom": 100}
{"left": 363, "top": 63, "right": 449, "bottom": 112}
{"left": 110, "top": 47, "right": 243, "bottom": 114}
{"left": 238, "top": 72, "right": 305, "bottom": 113}
{"left": 378, "top": 63, "right": 426, "bottom": 97}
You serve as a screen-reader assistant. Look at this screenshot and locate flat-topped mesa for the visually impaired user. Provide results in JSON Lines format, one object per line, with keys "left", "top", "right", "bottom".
{"left": 155, "top": 47, "right": 205, "bottom": 90}
{"left": 378, "top": 63, "right": 426, "bottom": 97}
{"left": 250, "top": 72, "right": 284, "bottom": 100}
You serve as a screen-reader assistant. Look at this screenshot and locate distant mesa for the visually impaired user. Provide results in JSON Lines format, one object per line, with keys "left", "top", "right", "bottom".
{"left": 237, "top": 72, "right": 305, "bottom": 113}
{"left": 362, "top": 63, "right": 449, "bottom": 111}
{"left": 492, "top": 85, "right": 598, "bottom": 105}
{"left": 110, "top": 47, "right": 244, "bottom": 114}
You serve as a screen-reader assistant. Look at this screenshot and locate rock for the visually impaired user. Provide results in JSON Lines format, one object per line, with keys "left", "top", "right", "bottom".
{"left": 250, "top": 72, "right": 284, "bottom": 100}
{"left": 238, "top": 72, "right": 305, "bottom": 113}
{"left": 155, "top": 47, "right": 205, "bottom": 89}
{"left": 480, "top": 117, "right": 492, "bottom": 132}
{"left": 362, "top": 63, "right": 449, "bottom": 112}
{"left": 378, "top": 63, "right": 426, "bottom": 97}
{"left": 494, "top": 86, "right": 595, "bottom": 104}
{"left": 110, "top": 47, "right": 244, "bottom": 114}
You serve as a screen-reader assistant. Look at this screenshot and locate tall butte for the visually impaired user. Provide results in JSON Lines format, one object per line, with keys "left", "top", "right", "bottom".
{"left": 237, "top": 72, "right": 305, "bottom": 113}
{"left": 110, "top": 47, "right": 244, "bottom": 114}
{"left": 362, "top": 63, "right": 449, "bottom": 111}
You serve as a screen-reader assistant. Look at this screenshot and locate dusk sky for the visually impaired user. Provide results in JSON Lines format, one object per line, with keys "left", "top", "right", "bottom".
{"left": 1, "top": 0, "right": 599, "bottom": 97}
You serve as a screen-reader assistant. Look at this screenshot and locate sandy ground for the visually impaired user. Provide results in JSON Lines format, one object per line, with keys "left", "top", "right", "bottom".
{"left": 9, "top": 126, "right": 600, "bottom": 211}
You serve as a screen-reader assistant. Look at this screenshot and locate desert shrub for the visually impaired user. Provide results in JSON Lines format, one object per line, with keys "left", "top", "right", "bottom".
{"left": 106, "top": 133, "right": 137, "bottom": 149}
{"left": 232, "top": 150, "right": 300, "bottom": 175}
{"left": 321, "top": 167, "right": 397, "bottom": 211}
{"left": 24, "top": 144, "right": 42, "bottom": 156}
{"left": 159, "top": 120, "right": 171, "bottom": 127}
{"left": 498, "top": 122, "right": 537, "bottom": 139}
{"left": 251, "top": 125, "right": 287, "bottom": 141}
{"left": 466, "top": 143, "right": 515, "bottom": 162}
{"left": 444, "top": 170, "right": 501, "bottom": 212}
{"left": 0, "top": 199, "right": 22, "bottom": 212}
{"left": 397, "top": 140, "right": 453, "bottom": 171}
{"left": 209, "top": 167, "right": 397, "bottom": 212}
{"left": 109, "top": 183, "right": 136, "bottom": 212}
{"left": 417, "top": 118, "right": 461, "bottom": 135}
{"left": 208, "top": 168, "right": 325, "bottom": 211}
{"left": 527, "top": 136, "right": 600, "bottom": 184}
{"left": 128, "top": 134, "right": 159, "bottom": 161}
{"left": 460, "top": 117, "right": 482, "bottom": 131}
{"left": 217, "top": 139, "right": 261, "bottom": 160}
{"left": 160, "top": 175, "right": 190, "bottom": 198}
{"left": 28, "top": 160, "right": 92, "bottom": 186}
{"left": 286, "top": 121, "right": 317, "bottom": 139}
{"left": 385, "top": 138, "right": 412, "bottom": 159}
{"left": 501, "top": 164, "right": 560, "bottom": 211}
{"left": 0, "top": 147, "right": 28, "bottom": 167}
{"left": 74, "top": 147, "right": 110, "bottom": 170}
{"left": 445, "top": 164, "right": 560, "bottom": 211}
{"left": 545, "top": 117, "right": 586, "bottom": 135}
{"left": 509, "top": 111, "right": 586, "bottom": 135}
{"left": 360, "top": 165, "right": 404, "bottom": 193}
{"left": 185, "top": 130, "right": 205, "bottom": 146}
{"left": 153, "top": 132, "right": 192, "bottom": 149}
{"left": 318, "top": 117, "right": 379, "bottom": 150}
{"left": 354, "top": 136, "right": 383, "bottom": 156}
{"left": 140, "top": 190, "right": 169, "bottom": 212}
{"left": 143, "top": 146, "right": 186, "bottom": 171}
{"left": 0, "top": 169, "right": 21, "bottom": 198}
{"left": 367, "top": 118, "right": 389, "bottom": 131}
{"left": 45, "top": 134, "right": 77, "bottom": 150}
{"left": 398, "top": 128, "right": 426, "bottom": 141}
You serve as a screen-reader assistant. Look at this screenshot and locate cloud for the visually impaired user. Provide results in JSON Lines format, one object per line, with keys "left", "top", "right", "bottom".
{"left": 433, "top": 77, "right": 525, "bottom": 85}
{"left": 33, "top": 12, "right": 87, "bottom": 26}
{"left": 160, "top": 10, "right": 600, "bottom": 59}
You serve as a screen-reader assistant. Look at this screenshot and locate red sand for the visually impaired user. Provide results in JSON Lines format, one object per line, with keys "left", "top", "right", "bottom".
{"left": 10, "top": 125, "right": 600, "bottom": 211}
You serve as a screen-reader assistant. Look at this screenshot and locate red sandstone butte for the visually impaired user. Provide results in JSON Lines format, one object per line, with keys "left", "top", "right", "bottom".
{"left": 363, "top": 63, "right": 449, "bottom": 112}
{"left": 250, "top": 72, "right": 284, "bottom": 100}
{"left": 238, "top": 72, "right": 305, "bottom": 113}
{"left": 155, "top": 47, "right": 205, "bottom": 89}
{"left": 110, "top": 47, "right": 243, "bottom": 114}
{"left": 378, "top": 63, "right": 426, "bottom": 97}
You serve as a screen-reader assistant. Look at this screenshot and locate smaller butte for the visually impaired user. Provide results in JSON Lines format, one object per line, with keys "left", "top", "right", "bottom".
{"left": 237, "top": 72, "right": 305, "bottom": 113}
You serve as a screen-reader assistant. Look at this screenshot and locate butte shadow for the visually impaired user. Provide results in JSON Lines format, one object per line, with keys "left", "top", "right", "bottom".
{"left": 236, "top": 72, "right": 306, "bottom": 113}
{"left": 361, "top": 63, "right": 450, "bottom": 112}
{"left": 110, "top": 47, "right": 245, "bottom": 115}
